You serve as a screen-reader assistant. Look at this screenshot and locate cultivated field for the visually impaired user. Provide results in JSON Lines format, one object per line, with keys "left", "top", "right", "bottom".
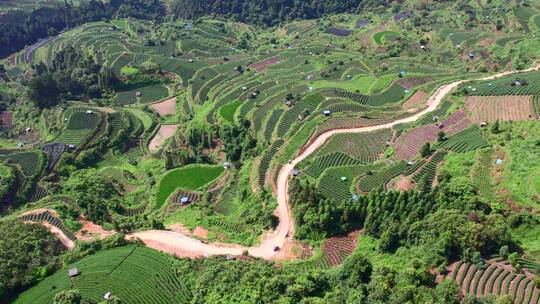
{"left": 464, "top": 95, "right": 536, "bottom": 123}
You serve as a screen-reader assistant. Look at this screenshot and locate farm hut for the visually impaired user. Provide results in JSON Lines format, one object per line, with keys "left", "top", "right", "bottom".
{"left": 347, "top": 74, "right": 352, "bottom": 79}
{"left": 285, "top": 100, "right": 292, "bottom": 107}
{"left": 68, "top": 144, "right": 76, "bottom": 150}
{"left": 495, "top": 159, "right": 504, "bottom": 165}
{"left": 242, "top": 86, "right": 248, "bottom": 91}
{"left": 85, "top": 110, "right": 93, "bottom": 114}
{"left": 223, "top": 161, "right": 232, "bottom": 169}
{"left": 104, "top": 292, "right": 111, "bottom": 300}
{"left": 407, "top": 161, "right": 414, "bottom": 166}
{"left": 468, "top": 52, "right": 475, "bottom": 59}
{"left": 179, "top": 197, "right": 190, "bottom": 205}
{"left": 68, "top": 268, "right": 79, "bottom": 277}
{"left": 188, "top": 59, "right": 194, "bottom": 63}
{"left": 352, "top": 195, "right": 359, "bottom": 202}
{"left": 292, "top": 169, "right": 300, "bottom": 177}
{"left": 16, "top": 142, "right": 24, "bottom": 148}
{"left": 385, "top": 140, "right": 392, "bottom": 146}
{"left": 135, "top": 91, "right": 142, "bottom": 97}
{"left": 341, "top": 176, "right": 347, "bottom": 182}
{"left": 25, "top": 127, "right": 31, "bottom": 132}
{"left": 479, "top": 122, "right": 487, "bottom": 127}
{"left": 323, "top": 110, "right": 331, "bottom": 116}
{"left": 420, "top": 45, "right": 426, "bottom": 50}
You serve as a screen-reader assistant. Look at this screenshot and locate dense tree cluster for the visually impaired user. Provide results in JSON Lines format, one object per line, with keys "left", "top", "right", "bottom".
{"left": 170, "top": 250, "right": 463, "bottom": 304}
{"left": 28, "top": 47, "right": 119, "bottom": 108}
{"left": 0, "top": 161, "right": 15, "bottom": 201}
{"left": 0, "top": 220, "right": 64, "bottom": 298}
{"left": 60, "top": 169, "right": 122, "bottom": 223}
{"left": 289, "top": 176, "right": 513, "bottom": 263}
{"left": 170, "top": 0, "right": 384, "bottom": 26}
{"left": 0, "top": 0, "right": 165, "bottom": 58}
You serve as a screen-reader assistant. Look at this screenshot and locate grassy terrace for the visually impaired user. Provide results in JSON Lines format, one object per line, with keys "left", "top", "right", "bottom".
{"left": 156, "top": 164, "right": 224, "bottom": 207}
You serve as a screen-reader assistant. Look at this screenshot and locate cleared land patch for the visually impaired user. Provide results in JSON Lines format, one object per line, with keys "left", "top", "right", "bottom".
{"left": 148, "top": 124, "right": 177, "bottom": 153}
{"left": 151, "top": 97, "right": 176, "bottom": 117}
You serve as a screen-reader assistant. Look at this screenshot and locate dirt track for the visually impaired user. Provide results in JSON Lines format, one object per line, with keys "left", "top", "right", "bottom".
{"left": 131, "top": 65, "right": 540, "bottom": 260}
{"left": 23, "top": 65, "right": 540, "bottom": 260}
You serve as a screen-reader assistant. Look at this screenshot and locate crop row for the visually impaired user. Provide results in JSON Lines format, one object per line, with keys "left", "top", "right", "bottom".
{"left": 263, "top": 108, "right": 284, "bottom": 141}
{"left": 325, "top": 88, "right": 369, "bottom": 104}
{"left": 41, "top": 143, "right": 66, "bottom": 172}
{"left": 437, "top": 126, "right": 490, "bottom": 153}
{"left": 16, "top": 245, "right": 193, "bottom": 304}
{"left": 258, "top": 139, "right": 284, "bottom": 188}
{"left": 322, "top": 235, "right": 357, "bottom": 266}
{"left": 20, "top": 211, "right": 76, "bottom": 241}
{"left": 0, "top": 151, "right": 43, "bottom": 177}
{"left": 315, "top": 129, "right": 392, "bottom": 163}
{"left": 357, "top": 161, "right": 408, "bottom": 192}
{"left": 191, "top": 68, "right": 219, "bottom": 101}
{"left": 366, "top": 83, "right": 407, "bottom": 106}
{"left": 411, "top": 150, "right": 447, "bottom": 189}
{"left": 276, "top": 101, "right": 315, "bottom": 137}
{"left": 448, "top": 261, "right": 539, "bottom": 303}
{"left": 302, "top": 152, "right": 364, "bottom": 178}
{"left": 318, "top": 164, "right": 382, "bottom": 201}
{"left": 532, "top": 95, "right": 540, "bottom": 118}
{"left": 471, "top": 149, "right": 495, "bottom": 199}
{"left": 326, "top": 102, "right": 371, "bottom": 113}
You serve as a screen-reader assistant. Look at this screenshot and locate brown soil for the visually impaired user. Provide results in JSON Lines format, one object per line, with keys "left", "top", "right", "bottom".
{"left": 273, "top": 239, "right": 313, "bottom": 261}
{"left": 402, "top": 90, "right": 428, "bottom": 111}
{"left": 75, "top": 216, "right": 115, "bottom": 241}
{"left": 192, "top": 226, "right": 209, "bottom": 239}
{"left": 148, "top": 124, "right": 177, "bottom": 153}
{"left": 151, "top": 97, "right": 176, "bottom": 117}
{"left": 130, "top": 237, "right": 204, "bottom": 259}
{"left": 95, "top": 107, "right": 117, "bottom": 113}
{"left": 395, "top": 175, "right": 415, "bottom": 191}
{"left": 167, "top": 223, "right": 192, "bottom": 234}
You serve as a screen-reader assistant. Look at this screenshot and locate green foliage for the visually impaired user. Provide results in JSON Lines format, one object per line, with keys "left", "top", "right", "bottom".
{"left": 0, "top": 220, "right": 64, "bottom": 297}
{"left": 156, "top": 165, "right": 224, "bottom": 208}
{"left": 28, "top": 74, "right": 60, "bottom": 109}
{"left": 61, "top": 169, "right": 122, "bottom": 223}
{"left": 420, "top": 142, "right": 432, "bottom": 158}
{"left": 0, "top": 161, "right": 15, "bottom": 200}
{"left": 53, "top": 289, "right": 82, "bottom": 304}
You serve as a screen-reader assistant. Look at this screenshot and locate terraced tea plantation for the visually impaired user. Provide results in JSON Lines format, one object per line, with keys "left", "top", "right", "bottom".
{"left": 2, "top": 2, "right": 540, "bottom": 303}
{"left": 14, "top": 246, "right": 193, "bottom": 304}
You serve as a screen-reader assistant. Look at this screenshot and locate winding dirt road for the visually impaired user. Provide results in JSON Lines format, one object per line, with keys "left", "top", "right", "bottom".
{"left": 32, "top": 66, "right": 539, "bottom": 258}
{"left": 131, "top": 65, "right": 540, "bottom": 260}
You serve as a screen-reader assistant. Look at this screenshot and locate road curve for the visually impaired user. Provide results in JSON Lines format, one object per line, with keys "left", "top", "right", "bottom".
{"left": 130, "top": 65, "right": 540, "bottom": 260}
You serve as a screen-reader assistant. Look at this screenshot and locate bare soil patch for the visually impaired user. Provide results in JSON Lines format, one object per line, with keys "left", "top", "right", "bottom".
{"left": 395, "top": 175, "right": 415, "bottom": 191}
{"left": 465, "top": 95, "right": 535, "bottom": 123}
{"left": 192, "top": 226, "right": 209, "bottom": 239}
{"left": 151, "top": 97, "right": 176, "bottom": 117}
{"left": 249, "top": 56, "right": 280, "bottom": 73}
{"left": 402, "top": 90, "right": 428, "bottom": 111}
{"left": 148, "top": 124, "right": 177, "bottom": 153}
{"left": 75, "top": 216, "right": 115, "bottom": 241}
